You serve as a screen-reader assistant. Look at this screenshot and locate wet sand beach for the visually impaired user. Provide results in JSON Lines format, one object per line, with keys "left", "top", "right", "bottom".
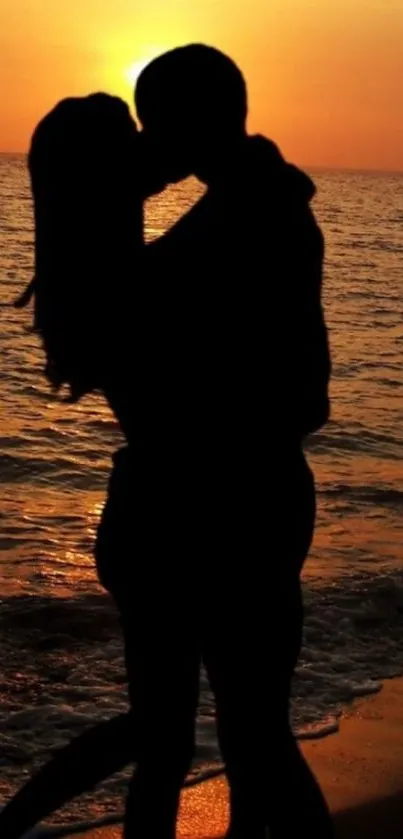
{"left": 76, "top": 678, "right": 403, "bottom": 839}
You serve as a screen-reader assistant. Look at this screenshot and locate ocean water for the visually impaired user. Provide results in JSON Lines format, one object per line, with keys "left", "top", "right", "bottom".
{"left": 1, "top": 154, "right": 403, "bottom": 822}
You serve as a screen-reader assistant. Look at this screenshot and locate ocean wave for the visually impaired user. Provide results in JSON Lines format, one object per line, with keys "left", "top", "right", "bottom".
{"left": 0, "top": 570, "right": 403, "bottom": 788}
{"left": 85, "top": 418, "right": 121, "bottom": 432}
{"left": 346, "top": 238, "right": 403, "bottom": 254}
{"left": 307, "top": 427, "right": 403, "bottom": 459}
{"left": 0, "top": 453, "right": 108, "bottom": 489}
{"left": 319, "top": 484, "right": 403, "bottom": 506}
{"left": 0, "top": 436, "right": 28, "bottom": 450}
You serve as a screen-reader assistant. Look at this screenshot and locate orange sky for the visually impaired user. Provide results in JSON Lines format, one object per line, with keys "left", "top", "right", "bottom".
{"left": 1, "top": 0, "right": 402, "bottom": 169}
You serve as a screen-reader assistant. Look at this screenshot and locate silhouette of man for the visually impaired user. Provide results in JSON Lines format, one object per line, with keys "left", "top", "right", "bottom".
{"left": 114, "top": 44, "right": 333, "bottom": 839}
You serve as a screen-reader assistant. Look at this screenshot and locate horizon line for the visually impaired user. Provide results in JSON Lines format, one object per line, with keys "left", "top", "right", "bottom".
{"left": 0, "top": 151, "right": 402, "bottom": 176}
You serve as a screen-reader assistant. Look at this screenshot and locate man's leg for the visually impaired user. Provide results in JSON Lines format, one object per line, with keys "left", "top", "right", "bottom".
{"left": 261, "top": 459, "right": 333, "bottom": 838}
{"left": 206, "top": 456, "right": 333, "bottom": 839}
{"left": 207, "top": 579, "right": 332, "bottom": 839}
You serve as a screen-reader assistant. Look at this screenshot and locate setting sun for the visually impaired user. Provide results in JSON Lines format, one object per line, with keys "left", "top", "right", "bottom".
{"left": 124, "top": 49, "right": 166, "bottom": 89}
{"left": 0, "top": 0, "right": 403, "bottom": 167}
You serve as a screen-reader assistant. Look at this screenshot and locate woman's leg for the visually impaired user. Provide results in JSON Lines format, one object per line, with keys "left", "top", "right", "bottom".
{"left": 0, "top": 448, "right": 138, "bottom": 839}
{"left": 120, "top": 601, "right": 201, "bottom": 839}
{"left": 0, "top": 713, "right": 134, "bottom": 839}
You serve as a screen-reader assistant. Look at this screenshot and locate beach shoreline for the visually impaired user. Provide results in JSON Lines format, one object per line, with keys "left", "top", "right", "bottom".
{"left": 74, "top": 676, "right": 403, "bottom": 838}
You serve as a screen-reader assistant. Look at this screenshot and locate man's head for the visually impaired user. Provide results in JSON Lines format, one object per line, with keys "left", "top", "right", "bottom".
{"left": 135, "top": 44, "right": 248, "bottom": 184}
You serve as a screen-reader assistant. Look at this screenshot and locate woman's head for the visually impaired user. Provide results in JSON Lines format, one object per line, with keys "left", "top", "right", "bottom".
{"left": 19, "top": 93, "right": 142, "bottom": 401}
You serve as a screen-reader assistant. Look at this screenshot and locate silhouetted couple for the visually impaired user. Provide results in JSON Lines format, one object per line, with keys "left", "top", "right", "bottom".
{"left": 4, "top": 44, "right": 332, "bottom": 839}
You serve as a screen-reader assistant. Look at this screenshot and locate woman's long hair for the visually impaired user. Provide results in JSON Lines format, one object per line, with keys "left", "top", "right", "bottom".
{"left": 17, "top": 93, "right": 141, "bottom": 401}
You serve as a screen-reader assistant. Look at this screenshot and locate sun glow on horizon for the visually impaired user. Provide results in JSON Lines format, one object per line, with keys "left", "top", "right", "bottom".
{"left": 1, "top": 0, "right": 403, "bottom": 169}
{"left": 124, "top": 48, "right": 167, "bottom": 89}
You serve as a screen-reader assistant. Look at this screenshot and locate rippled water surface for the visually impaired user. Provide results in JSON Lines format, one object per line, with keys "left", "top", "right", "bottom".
{"left": 1, "top": 155, "right": 403, "bottom": 821}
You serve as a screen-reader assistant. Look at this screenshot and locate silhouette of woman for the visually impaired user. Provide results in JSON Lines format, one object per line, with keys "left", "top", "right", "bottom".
{"left": 0, "top": 93, "right": 156, "bottom": 839}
